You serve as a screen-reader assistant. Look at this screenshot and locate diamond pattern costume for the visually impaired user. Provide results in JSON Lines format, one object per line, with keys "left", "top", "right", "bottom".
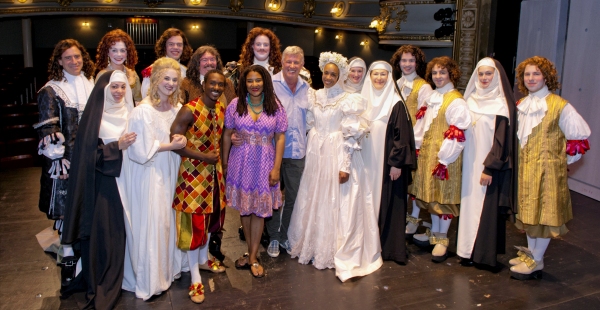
{"left": 173, "top": 98, "right": 226, "bottom": 250}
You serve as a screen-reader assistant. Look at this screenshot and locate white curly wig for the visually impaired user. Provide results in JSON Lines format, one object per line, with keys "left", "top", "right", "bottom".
{"left": 318, "top": 51, "right": 349, "bottom": 81}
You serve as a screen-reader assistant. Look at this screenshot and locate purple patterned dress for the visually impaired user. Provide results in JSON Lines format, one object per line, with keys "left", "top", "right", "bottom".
{"left": 225, "top": 97, "right": 288, "bottom": 217}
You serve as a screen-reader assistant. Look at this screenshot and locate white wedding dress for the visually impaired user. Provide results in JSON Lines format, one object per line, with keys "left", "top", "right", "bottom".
{"left": 288, "top": 83, "right": 382, "bottom": 281}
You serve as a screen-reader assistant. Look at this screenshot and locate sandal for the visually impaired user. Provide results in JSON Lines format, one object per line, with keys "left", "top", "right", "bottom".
{"left": 250, "top": 261, "right": 265, "bottom": 278}
{"left": 235, "top": 253, "right": 250, "bottom": 269}
{"left": 199, "top": 259, "right": 226, "bottom": 273}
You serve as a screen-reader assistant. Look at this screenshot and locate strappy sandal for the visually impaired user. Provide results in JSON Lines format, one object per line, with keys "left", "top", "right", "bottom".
{"left": 235, "top": 253, "right": 250, "bottom": 269}
{"left": 199, "top": 259, "right": 226, "bottom": 273}
{"left": 250, "top": 261, "right": 265, "bottom": 278}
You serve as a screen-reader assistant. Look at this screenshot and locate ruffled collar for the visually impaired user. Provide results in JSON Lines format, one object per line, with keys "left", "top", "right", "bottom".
{"left": 427, "top": 82, "right": 454, "bottom": 107}
{"left": 517, "top": 85, "right": 550, "bottom": 147}
{"left": 253, "top": 57, "right": 273, "bottom": 74}
{"left": 401, "top": 71, "right": 418, "bottom": 89}
{"left": 517, "top": 85, "right": 550, "bottom": 114}
{"left": 316, "top": 83, "right": 346, "bottom": 108}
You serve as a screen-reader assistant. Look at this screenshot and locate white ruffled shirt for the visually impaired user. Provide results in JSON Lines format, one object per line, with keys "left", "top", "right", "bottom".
{"left": 517, "top": 85, "right": 591, "bottom": 164}
{"left": 253, "top": 57, "right": 274, "bottom": 75}
{"left": 413, "top": 82, "right": 471, "bottom": 166}
{"left": 396, "top": 73, "right": 433, "bottom": 111}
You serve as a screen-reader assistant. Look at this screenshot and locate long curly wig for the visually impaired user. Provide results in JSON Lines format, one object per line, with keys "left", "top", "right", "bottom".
{"left": 148, "top": 57, "right": 181, "bottom": 107}
{"left": 236, "top": 65, "right": 281, "bottom": 117}
{"left": 154, "top": 28, "right": 193, "bottom": 64}
{"left": 425, "top": 56, "right": 461, "bottom": 88}
{"left": 186, "top": 45, "right": 224, "bottom": 89}
{"left": 95, "top": 29, "right": 138, "bottom": 72}
{"left": 390, "top": 44, "right": 427, "bottom": 78}
{"left": 238, "top": 27, "right": 282, "bottom": 75}
{"left": 515, "top": 56, "right": 560, "bottom": 94}
{"left": 48, "top": 39, "right": 95, "bottom": 82}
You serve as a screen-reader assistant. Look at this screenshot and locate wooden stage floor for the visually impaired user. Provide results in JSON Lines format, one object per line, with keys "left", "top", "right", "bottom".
{"left": 1, "top": 167, "right": 599, "bottom": 309}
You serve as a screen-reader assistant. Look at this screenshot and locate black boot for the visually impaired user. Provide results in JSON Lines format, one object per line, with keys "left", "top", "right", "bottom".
{"left": 60, "top": 256, "right": 77, "bottom": 287}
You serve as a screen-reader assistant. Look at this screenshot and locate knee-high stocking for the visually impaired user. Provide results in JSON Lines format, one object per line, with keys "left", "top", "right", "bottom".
{"left": 438, "top": 216, "right": 452, "bottom": 238}
{"left": 198, "top": 233, "right": 211, "bottom": 265}
{"left": 410, "top": 200, "right": 420, "bottom": 218}
{"left": 430, "top": 214, "right": 440, "bottom": 233}
{"left": 57, "top": 220, "right": 74, "bottom": 258}
{"left": 532, "top": 237, "right": 550, "bottom": 261}
{"left": 526, "top": 234, "right": 537, "bottom": 252}
{"left": 187, "top": 248, "right": 201, "bottom": 284}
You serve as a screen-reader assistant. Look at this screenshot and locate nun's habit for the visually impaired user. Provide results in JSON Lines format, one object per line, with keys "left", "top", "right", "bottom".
{"left": 457, "top": 58, "right": 517, "bottom": 267}
{"left": 62, "top": 71, "right": 133, "bottom": 309}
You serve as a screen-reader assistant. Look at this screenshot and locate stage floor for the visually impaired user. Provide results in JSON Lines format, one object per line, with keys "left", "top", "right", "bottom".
{"left": 1, "top": 167, "right": 599, "bottom": 310}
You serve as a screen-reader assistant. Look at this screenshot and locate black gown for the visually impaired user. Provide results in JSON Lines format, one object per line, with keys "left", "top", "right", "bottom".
{"left": 62, "top": 72, "right": 127, "bottom": 310}
{"left": 378, "top": 99, "right": 417, "bottom": 263}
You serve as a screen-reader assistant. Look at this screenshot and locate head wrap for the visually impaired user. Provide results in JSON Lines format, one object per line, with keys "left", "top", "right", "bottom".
{"left": 361, "top": 61, "right": 400, "bottom": 121}
{"left": 99, "top": 71, "right": 134, "bottom": 142}
{"left": 463, "top": 57, "right": 510, "bottom": 120}
{"left": 343, "top": 57, "right": 367, "bottom": 93}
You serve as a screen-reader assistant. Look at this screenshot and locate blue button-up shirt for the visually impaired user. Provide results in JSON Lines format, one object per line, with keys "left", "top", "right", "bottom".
{"left": 272, "top": 72, "right": 310, "bottom": 159}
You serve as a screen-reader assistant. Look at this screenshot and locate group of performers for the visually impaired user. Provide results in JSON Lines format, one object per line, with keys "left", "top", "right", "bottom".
{"left": 34, "top": 24, "right": 590, "bottom": 309}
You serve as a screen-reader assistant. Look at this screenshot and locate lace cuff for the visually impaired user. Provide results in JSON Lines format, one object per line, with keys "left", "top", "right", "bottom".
{"left": 48, "top": 158, "right": 70, "bottom": 179}
{"left": 38, "top": 132, "right": 65, "bottom": 160}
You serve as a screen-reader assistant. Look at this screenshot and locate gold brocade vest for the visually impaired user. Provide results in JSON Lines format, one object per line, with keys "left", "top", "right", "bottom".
{"left": 411, "top": 89, "right": 463, "bottom": 205}
{"left": 405, "top": 77, "right": 428, "bottom": 127}
{"left": 517, "top": 94, "right": 572, "bottom": 226}
{"left": 172, "top": 98, "right": 226, "bottom": 214}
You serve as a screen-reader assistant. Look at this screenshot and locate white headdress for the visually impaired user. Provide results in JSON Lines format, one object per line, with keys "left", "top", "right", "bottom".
{"left": 319, "top": 51, "right": 349, "bottom": 82}
{"left": 361, "top": 61, "right": 400, "bottom": 121}
{"left": 463, "top": 57, "right": 509, "bottom": 119}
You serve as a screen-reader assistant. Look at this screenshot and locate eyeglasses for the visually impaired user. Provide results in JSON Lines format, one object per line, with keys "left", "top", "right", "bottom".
{"left": 200, "top": 57, "right": 217, "bottom": 64}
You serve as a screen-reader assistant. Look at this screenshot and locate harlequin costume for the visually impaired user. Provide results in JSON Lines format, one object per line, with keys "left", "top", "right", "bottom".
{"left": 173, "top": 97, "right": 226, "bottom": 251}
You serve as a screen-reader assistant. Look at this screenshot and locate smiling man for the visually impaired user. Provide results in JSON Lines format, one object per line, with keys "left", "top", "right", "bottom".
{"left": 390, "top": 45, "right": 434, "bottom": 236}
{"left": 34, "top": 38, "right": 95, "bottom": 289}
{"left": 170, "top": 69, "right": 227, "bottom": 304}
{"left": 180, "top": 45, "right": 237, "bottom": 106}
{"left": 141, "top": 28, "right": 193, "bottom": 99}
{"left": 265, "top": 46, "right": 311, "bottom": 258}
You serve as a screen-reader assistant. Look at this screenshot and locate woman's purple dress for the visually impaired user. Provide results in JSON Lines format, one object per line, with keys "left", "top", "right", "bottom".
{"left": 225, "top": 97, "right": 288, "bottom": 218}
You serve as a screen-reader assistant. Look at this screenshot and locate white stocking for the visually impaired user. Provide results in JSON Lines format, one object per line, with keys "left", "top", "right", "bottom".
{"left": 532, "top": 237, "right": 550, "bottom": 261}
{"left": 198, "top": 233, "right": 211, "bottom": 265}
{"left": 430, "top": 214, "right": 440, "bottom": 233}
{"left": 58, "top": 226, "right": 75, "bottom": 258}
{"left": 438, "top": 216, "right": 452, "bottom": 237}
{"left": 187, "top": 248, "right": 201, "bottom": 284}
{"left": 410, "top": 200, "right": 420, "bottom": 218}
{"left": 526, "top": 234, "right": 537, "bottom": 252}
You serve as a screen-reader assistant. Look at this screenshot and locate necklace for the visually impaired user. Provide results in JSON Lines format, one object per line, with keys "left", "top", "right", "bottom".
{"left": 246, "top": 93, "right": 264, "bottom": 114}
{"left": 472, "top": 113, "right": 484, "bottom": 127}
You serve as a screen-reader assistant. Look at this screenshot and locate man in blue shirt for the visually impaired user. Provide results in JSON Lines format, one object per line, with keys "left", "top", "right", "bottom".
{"left": 266, "top": 46, "right": 310, "bottom": 257}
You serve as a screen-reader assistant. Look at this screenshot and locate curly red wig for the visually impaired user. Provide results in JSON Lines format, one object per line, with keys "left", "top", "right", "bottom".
{"left": 48, "top": 39, "right": 95, "bottom": 81}
{"left": 425, "top": 56, "right": 461, "bottom": 88}
{"left": 238, "top": 27, "right": 282, "bottom": 75}
{"left": 390, "top": 45, "right": 427, "bottom": 78}
{"left": 515, "top": 56, "right": 560, "bottom": 94}
{"left": 155, "top": 28, "right": 193, "bottom": 64}
{"left": 95, "top": 29, "right": 138, "bottom": 72}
